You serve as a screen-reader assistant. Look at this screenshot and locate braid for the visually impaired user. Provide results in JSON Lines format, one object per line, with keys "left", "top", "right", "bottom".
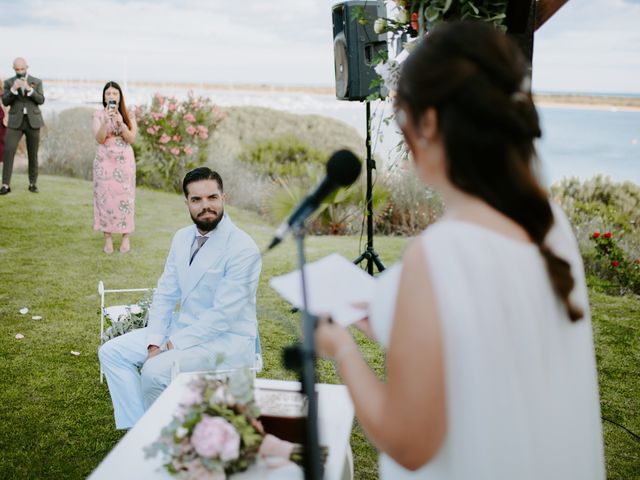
{"left": 396, "top": 21, "right": 583, "bottom": 322}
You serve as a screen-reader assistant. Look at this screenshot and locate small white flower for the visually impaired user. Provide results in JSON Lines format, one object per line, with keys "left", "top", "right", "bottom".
{"left": 175, "top": 426, "right": 188, "bottom": 439}
{"left": 19, "top": 308, "right": 29, "bottom": 315}
{"left": 70, "top": 351, "right": 81, "bottom": 356}
{"left": 15, "top": 333, "right": 25, "bottom": 340}
{"left": 374, "top": 18, "right": 388, "bottom": 34}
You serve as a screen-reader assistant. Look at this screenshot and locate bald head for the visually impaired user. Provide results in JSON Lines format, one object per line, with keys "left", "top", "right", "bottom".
{"left": 13, "top": 58, "right": 28, "bottom": 77}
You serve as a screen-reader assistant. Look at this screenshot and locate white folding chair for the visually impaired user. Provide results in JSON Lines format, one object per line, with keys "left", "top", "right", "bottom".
{"left": 98, "top": 281, "right": 264, "bottom": 383}
{"left": 98, "top": 281, "right": 154, "bottom": 383}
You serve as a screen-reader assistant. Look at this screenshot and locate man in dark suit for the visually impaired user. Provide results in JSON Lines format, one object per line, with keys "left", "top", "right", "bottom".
{"left": 0, "top": 57, "right": 45, "bottom": 195}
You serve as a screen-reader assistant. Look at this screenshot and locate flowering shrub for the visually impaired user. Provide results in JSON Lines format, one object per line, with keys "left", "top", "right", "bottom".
{"left": 590, "top": 231, "right": 640, "bottom": 294}
{"left": 134, "top": 92, "right": 225, "bottom": 192}
{"left": 145, "top": 369, "right": 327, "bottom": 479}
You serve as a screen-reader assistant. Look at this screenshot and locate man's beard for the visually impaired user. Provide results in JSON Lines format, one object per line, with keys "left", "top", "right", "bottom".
{"left": 191, "top": 207, "right": 223, "bottom": 232}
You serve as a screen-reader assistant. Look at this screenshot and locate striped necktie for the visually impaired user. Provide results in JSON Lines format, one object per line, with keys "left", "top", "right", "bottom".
{"left": 189, "top": 236, "right": 209, "bottom": 265}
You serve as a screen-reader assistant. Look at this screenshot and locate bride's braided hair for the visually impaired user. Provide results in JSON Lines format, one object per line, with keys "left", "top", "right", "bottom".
{"left": 396, "top": 21, "right": 582, "bottom": 321}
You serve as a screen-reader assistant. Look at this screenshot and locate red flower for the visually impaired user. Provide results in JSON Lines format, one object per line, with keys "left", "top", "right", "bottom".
{"left": 410, "top": 12, "right": 419, "bottom": 31}
{"left": 604, "top": 232, "right": 612, "bottom": 238}
{"left": 612, "top": 261, "right": 619, "bottom": 267}
{"left": 592, "top": 232, "right": 600, "bottom": 238}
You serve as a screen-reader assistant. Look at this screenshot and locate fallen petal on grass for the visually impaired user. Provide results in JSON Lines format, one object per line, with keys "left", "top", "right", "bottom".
{"left": 19, "top": 308, "right": 29, "bottom": 315}
{"left": 15, "top": 333, "right": 25, "bottom": 340}
{"left": 32, "top": 316, "right": 43, "bottom": 320}
{"left": 70, "top": 351, "right": 81, "bottom": 356}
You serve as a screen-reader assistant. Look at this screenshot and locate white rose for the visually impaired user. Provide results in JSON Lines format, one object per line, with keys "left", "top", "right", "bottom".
{"left": 374, "top": 18, "right": 388, "bottom": 34}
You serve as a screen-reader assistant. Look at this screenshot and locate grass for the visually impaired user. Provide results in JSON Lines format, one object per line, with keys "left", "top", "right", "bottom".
{"left": 0, "top": 174, "right": 638, "bottom": 479}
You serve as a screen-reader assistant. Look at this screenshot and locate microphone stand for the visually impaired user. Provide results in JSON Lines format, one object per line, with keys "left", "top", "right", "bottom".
{"left": 282, "top": 222, "right": 323, "bottom": 480}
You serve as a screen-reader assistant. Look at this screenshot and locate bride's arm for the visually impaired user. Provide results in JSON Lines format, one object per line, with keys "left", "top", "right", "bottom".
{"left": 316, "top": 240, "right": 446, "bottom": 471}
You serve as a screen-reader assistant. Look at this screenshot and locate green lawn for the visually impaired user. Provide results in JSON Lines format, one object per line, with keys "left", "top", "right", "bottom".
{"left": 0, "top": 174, "right": 638, "bottom": 479}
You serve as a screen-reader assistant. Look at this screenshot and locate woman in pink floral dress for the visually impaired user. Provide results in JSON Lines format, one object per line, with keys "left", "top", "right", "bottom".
{"left": 92, "top": 81, "right": 137, "bottom": 254}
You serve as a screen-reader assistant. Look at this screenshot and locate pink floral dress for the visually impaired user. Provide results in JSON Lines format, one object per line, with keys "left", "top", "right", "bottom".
{"left": 93, "top": 110, "right": 136, "bottom": 233}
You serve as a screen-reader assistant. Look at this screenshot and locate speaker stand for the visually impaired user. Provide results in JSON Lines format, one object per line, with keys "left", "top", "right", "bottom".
{"left": 354, "top": 102, "right": 385, "bottom": 275}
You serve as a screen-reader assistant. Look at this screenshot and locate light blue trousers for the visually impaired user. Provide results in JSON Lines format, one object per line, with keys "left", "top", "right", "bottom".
{"left": 98, "top": 328, "right": 217, "bottom": 429}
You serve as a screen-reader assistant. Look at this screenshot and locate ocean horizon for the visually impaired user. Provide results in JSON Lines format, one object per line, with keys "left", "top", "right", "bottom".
{"left": 42, "top": 83, "right": 640, "bottom": 186}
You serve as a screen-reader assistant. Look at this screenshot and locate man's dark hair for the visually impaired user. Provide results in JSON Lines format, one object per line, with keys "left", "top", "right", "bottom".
{"left": 182, "top": 167, "right": 224, "bottom": 197}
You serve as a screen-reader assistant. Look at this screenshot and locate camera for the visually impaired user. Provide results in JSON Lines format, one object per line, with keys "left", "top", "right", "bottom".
{"left": 107, "top": 100, "right": 117, "bottom": 110}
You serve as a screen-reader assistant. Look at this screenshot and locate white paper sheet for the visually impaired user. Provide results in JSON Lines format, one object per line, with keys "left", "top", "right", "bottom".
{"left": 269, "top": 253, "right": 374, "bottom": 326}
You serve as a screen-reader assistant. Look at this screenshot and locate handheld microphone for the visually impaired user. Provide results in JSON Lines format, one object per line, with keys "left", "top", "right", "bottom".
{"left": 267, "top": 149, "right": 361, "bottom": 250}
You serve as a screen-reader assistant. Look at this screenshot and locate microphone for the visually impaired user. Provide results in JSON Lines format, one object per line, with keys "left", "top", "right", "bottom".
{"left": 267, "top": 149, "right": 361, "bottom": 250}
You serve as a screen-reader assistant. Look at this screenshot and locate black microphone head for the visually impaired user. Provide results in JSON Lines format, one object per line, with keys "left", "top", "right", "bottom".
{"left": 326, "top": 149, "right": 361, "bottom": 187}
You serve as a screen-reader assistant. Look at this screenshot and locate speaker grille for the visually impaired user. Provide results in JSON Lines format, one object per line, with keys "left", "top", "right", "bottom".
{"left": 333, "top": 32, "right": 349, "bottom": 99}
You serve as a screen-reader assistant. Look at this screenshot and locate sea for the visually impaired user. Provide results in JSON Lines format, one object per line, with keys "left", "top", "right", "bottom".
{"left": 43, "top": 82, "right": 640, "bottom": 186}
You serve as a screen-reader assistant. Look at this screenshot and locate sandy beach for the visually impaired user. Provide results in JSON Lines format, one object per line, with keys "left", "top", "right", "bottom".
{"left": 43, "top": 79, "right": 640, "bottom": 112}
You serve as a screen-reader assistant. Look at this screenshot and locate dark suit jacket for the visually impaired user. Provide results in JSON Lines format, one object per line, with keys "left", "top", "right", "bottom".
{"left": 2, "top": 75, "right": 45, "bottom": 129}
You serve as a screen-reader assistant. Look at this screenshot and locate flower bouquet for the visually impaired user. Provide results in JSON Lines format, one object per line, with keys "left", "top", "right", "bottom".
{"left": 144, "top": 369, "right": 327, "bottom": 479}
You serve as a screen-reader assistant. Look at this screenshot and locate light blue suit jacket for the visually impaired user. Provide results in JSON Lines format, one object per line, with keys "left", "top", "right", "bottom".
{"left": 146, "top": 214, "right": 262, "bottom": 369}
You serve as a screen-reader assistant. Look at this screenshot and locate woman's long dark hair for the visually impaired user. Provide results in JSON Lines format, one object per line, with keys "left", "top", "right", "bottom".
{"left": 102, "top": 81, "right": 132, "bottom": 129}
{"left": 396, "top": 21, "right": 582, "bottom": 321}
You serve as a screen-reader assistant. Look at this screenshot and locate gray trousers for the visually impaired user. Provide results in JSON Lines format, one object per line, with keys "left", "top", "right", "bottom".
{"left": 2, "top": 115, "right": 40, "bottom": 186}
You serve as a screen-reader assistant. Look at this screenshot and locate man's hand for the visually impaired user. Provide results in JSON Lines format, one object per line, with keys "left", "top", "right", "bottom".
{"left": 145, "top": 345, "right": 162, "bottom": 363}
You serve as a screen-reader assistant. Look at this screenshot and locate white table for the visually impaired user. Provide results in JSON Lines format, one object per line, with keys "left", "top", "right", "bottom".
{"left": 89, "top": 374, "right": 355, "bottom": 479}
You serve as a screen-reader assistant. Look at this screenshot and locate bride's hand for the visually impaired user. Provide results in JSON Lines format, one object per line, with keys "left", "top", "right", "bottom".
{"left": 315, "top": 315, "right": 355, "bottom": 360}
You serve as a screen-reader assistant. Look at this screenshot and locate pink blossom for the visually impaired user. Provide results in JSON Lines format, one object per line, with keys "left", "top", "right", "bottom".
{"left": 173, "top": 134, "right": 182, "bottom": 142}
{"left": 159, "top": 134, "right": 171, "bottom": 144}
{"left": 184, "top": 146, "right": 194, "bottom": 155}
{"left": 170, "top": 147, "right": 180, "bottom": 155}
{"left": 198, "top": 131, "right": 209, "bottom": 139}
{"left": 153, "top": 125, "right": 161, "bottom": 133}
{"left": 146, "top": 127, "right": 155, "bottom": 135}
{"left": 183, "top": 112, "right": 196, "bottom": 122}
{"left": 168, "top": 103, "right": 177, "bottom": 112}
{"left": 186, "top": 125, "right": 197, "bottom": 136}
{"left": 159, "top": 146, "right": 166, "bottom": 151}
{"left": 154, "top": 93, "right": 166, "bottom": 106}
{"left": 190, "top": 416, "right": 240, "bottom": 461}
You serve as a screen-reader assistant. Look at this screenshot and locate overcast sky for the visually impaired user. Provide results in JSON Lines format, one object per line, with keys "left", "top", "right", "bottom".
{"left": 1, "top": 0, "right": 638, "bottom": 94}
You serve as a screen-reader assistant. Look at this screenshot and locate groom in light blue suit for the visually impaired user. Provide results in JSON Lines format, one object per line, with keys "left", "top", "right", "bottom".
{"left": 99, "top": 167, "right": 262, "bottom": 429}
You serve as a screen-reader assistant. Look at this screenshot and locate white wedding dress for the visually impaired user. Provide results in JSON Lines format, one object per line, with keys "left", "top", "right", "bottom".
{"left": 368, "top": 204, "right": 605, "bottom": 480}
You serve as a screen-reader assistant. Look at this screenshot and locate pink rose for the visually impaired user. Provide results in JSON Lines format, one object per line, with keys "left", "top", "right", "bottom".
{"left": 173, "top": 134, "right": 182, "bottom": 142}
{"left": 183, "top": 113, "right": 196, "bottom": 122}
{"left": 186, "top": 125, "right": 197, "bottom": 136}
{"left": 146, "top": 127, "right": 155, "bottom": 135}
{"left": 184, "top": 146, "right": 194, "bottom": 155}
{"left": 170, "top": 147, "right": 180, "bottom": 155}
{"left": 191, "top": 416, "right": 240, "bottom": 461}
{"left": 159, "top": 134, "right": 171, "bottom": 144}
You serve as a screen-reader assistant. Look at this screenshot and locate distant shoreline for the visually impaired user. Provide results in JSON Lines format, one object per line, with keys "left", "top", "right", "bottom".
{"left": 44, "top": 79, "right": 640, "bottom": 111}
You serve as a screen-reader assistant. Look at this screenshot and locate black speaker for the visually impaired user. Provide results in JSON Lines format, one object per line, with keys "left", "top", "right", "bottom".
{"left": 332, "top": 1, "right": 387, "bottom": 101}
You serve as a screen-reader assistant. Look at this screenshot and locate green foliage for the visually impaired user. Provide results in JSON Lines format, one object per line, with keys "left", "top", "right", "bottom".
{"left": 239, "top": 135, "right": 326, "bottom": 180}
{"left": 552, "top": 176, "right": 640, "bottom": 295}
{"left": 376, "top": 165, "right": 444, "bottom": 235}
{"left": 100, "top": 290, "right": 154, "bottom": 344}
{"left": 40, "top": 107, "right": 96, "bottom": 180}
{"left": 134, "top": 92, "right": 225, "bottom": 192}
{"left": 0, "top": 174, "right": 638, "bottom": 479}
